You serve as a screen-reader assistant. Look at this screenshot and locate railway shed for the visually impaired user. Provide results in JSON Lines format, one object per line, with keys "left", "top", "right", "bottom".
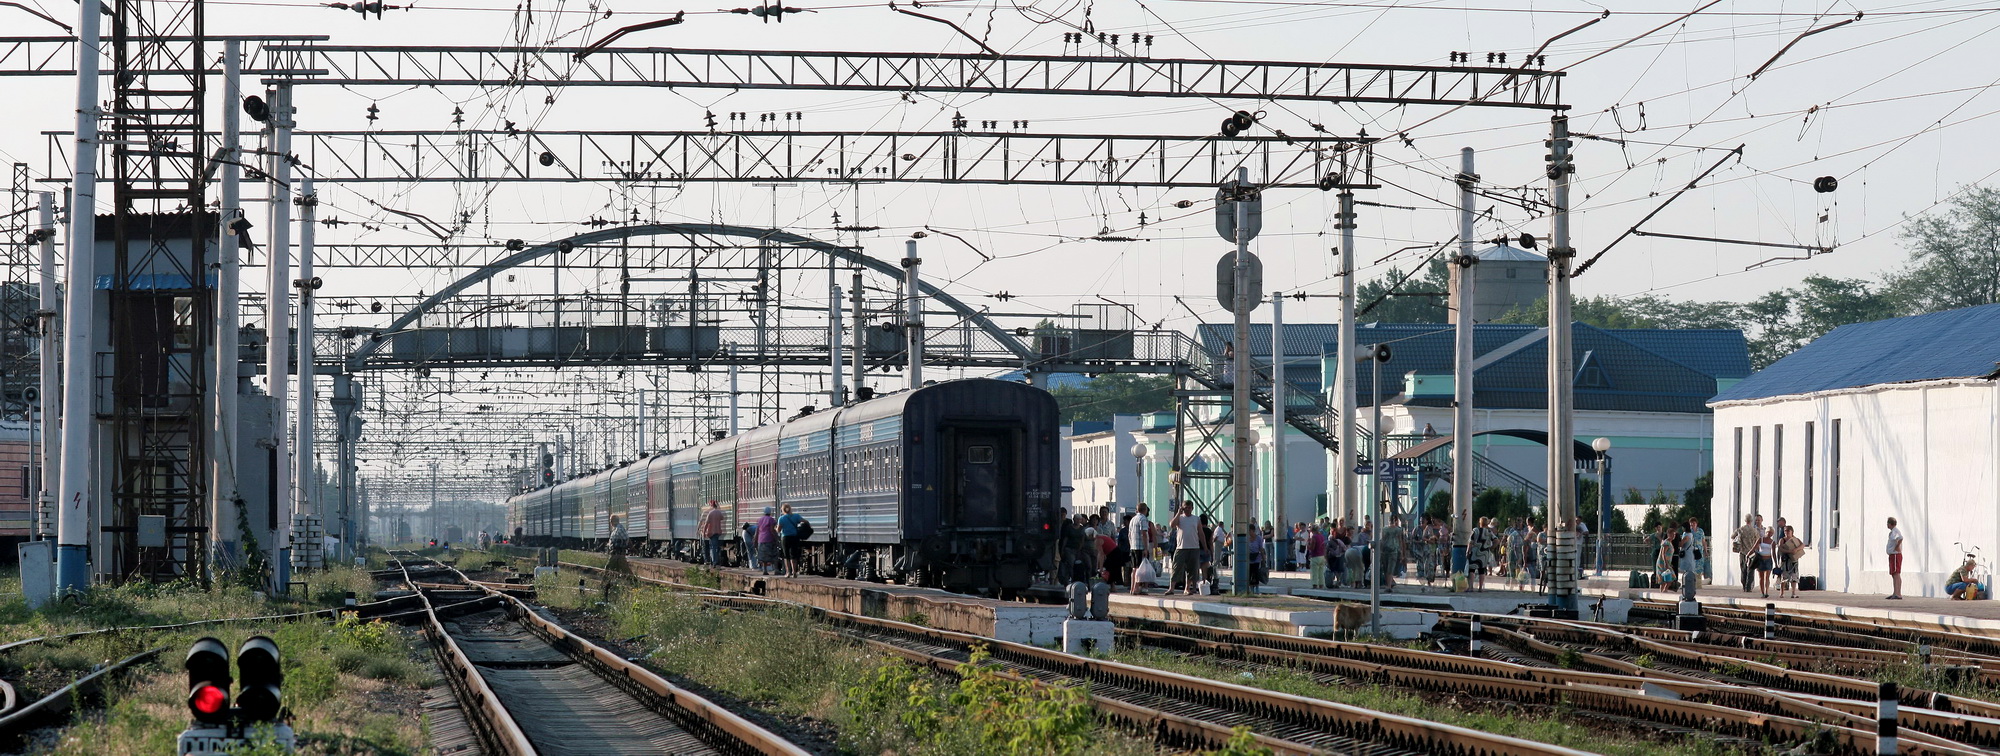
{"left": 1710, "top": 302, "right": 2000, "bottom": 597}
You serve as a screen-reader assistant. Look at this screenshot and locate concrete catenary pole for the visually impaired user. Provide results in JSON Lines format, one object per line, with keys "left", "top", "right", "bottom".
{"left": 1545, "top": 115, "right": 1579, "bottom": 612}
{"left": 56, "top": 0, "right": 106, "bottom": 593}
{"left": 212, "top": 39, "right": 243, "bottom": 567}
{"left": 267, "top": 84, "right": 295, "bottom": 591}
{"left": 1335, "top": 190, "right": 1359, "bottom": 524}
{"left": 830, "top": 284, "right": 844, "bottom": 405}
{"left": 1230, "top": 166, "right": 1253, "bottom": 596}
{"left": 903, "top": 240, "right": 923, "bottom": 389}
{"left": 1270, "top": 290, "right": 1285, "bottom": 554}
{"left": 1451, "top": 147, "right": 1478, "bottom": 581}
{"left": 36, "top": 192, "right": 58, "bottom": 542}
{"left": 295, "top": 176, "right": 318, "bottom": 568}
{"left": 850, "top": 267, "right": 865, "bottom": 395}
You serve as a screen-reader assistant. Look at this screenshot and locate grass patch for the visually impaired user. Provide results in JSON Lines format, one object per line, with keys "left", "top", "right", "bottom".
{"left": 0, "top": 564, "right": 430, "bottom": 756}
{"left": 35, "top": 617, "right": 432, "bottom": 756}
{"left": 535, "top": 574, "right": 1151, "bottom": 755}
{"left": 1114, "top": 647, "right": 1750, "bottom": 756}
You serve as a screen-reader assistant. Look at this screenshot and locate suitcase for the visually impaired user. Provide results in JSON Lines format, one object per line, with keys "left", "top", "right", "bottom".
{"left": 1799, "top": 575, "right": 1818, "bottom": 591}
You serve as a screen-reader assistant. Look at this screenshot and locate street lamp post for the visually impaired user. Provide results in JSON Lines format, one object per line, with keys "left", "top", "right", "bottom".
{"left": 1593, "top": 437, "right": 1612, "bottom": 576}
{"left": 1130, "top": 443, "right": 1148, "bottom": 514}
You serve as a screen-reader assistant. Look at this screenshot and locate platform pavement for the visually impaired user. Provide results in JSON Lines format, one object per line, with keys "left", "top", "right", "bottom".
{"left": 1575, "top": 573, "right": 2000, "bottom": 636}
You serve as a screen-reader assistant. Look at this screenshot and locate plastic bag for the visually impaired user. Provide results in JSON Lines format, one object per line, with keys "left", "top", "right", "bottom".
{"left": 1134, "top": 558, "right": 1158, "bottom": 587}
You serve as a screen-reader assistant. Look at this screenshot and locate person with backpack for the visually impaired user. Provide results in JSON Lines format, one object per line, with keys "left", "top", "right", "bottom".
{"left": 778, "top": 504, "right": 808, "bottom": 577}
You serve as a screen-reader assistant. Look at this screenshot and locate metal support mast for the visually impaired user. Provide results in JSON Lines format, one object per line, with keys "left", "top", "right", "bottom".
{"left": 1545, "top": 115, "right": 1579, "bottom": 613}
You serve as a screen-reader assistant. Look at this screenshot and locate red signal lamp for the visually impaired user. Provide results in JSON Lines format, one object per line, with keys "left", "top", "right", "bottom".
{"left": 190, "top": 683, "right": 230, "bottom": 719}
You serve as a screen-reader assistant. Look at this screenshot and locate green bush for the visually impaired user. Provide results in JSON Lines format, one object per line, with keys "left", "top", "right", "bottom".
{"left": 839, "top": 648, "right": 1100, "bottom": 756}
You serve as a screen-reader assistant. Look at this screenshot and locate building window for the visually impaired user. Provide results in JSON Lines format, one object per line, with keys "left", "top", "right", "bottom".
{"left": 1803, "top": 421, "right": 1815, "bottom": 545}
{"left": 1829, "top": 419, "right": 1842, "bottom": 549}
{"left": 1731, "top": 427, "right": 1743, "bottom": 526}
{"left": 1750, "top": 426, "right": 1761, "bottom": 517}
{"left": 1772, "top": 424, "right": 1784, "bottom": 526}
{"left": 1506, "top": 268, "right": 1519, "bottom": 279}
{"left": 1574, "top": 352, "right": 1610, "bottom": 389}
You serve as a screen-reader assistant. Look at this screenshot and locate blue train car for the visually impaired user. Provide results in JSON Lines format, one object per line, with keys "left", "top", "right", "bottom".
{"left": 506, "top": 378, "right": 1060, "bottom": 592}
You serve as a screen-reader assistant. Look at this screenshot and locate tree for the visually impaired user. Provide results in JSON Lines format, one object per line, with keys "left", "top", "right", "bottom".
{"left": 1050, "top": 374, "right": 1174, "bottom": 424}
{"left": 1354, "top": 259, "right": 1450, "bottom": 323}
{"left": 1890, "top": 186, "right": 2000, "bottom": 314}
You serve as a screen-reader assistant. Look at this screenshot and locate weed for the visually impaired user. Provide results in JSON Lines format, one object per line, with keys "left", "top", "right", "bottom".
{"left": 682, "top": 565, "right": 721, "bottom": 589}
{"left": 1206, "top": 726, "right": 1275, "bottom": 756}
{"left": 899, "top": 612, "right": 931, "bottom": 628}
{"left": 1557, "top": 647, "right": 1582, "bottom": 669}
{"left": 1632, "top": 653, "right": 1656, "bottom": 669}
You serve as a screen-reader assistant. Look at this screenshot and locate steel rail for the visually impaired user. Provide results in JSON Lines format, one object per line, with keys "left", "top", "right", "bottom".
{"left": 399, "top": 555, "right": 811, "bottom": 756}
{"left": 1124, "top": 618, "right": 1986, "bottom": 755}
{"left": 0, "top": 648, "right": 165, "bottom": 749}
{"left": 395, "top": 558, "right": 540, "bottom": 756}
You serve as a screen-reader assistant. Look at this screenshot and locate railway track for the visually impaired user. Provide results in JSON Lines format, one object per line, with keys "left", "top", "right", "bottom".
{"left": 1431, "top": 611, "right": 2000, "bottom": 752}
{"left": 390, "top": 554, "right": 812, "bottom": 756}
{"left": 482, "top": 551, "right": 2000, "bottom": 753}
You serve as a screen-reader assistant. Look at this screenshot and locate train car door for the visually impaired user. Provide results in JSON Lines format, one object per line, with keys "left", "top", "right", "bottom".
{"left": 949, "top": 427, "right": 1017, "bottom": 529}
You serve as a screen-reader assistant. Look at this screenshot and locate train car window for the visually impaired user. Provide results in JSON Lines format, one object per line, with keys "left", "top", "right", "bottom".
{"left": 969, "top": 445, "right": 995, "bottom": 464}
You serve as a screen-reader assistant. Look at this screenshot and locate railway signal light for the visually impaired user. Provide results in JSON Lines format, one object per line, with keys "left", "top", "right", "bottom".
{"left": 236, "top": 636, "right": 285, "bottom": 723}
{"left": 184, "top": 636, "right": 287, "bottom": 725}
{"left": 185, "top": 637, "right": 232, "bottom": 724}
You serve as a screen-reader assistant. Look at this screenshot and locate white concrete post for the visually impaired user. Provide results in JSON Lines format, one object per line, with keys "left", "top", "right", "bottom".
{"left": 36, "top": 192, "right": 58, "bottom": 542}
{"left": 904, "top": 240, "right": 923, "bottom": 389}
{"left": 212, "top": 39, "right": 243, "bottom": 567}
{"left": 1335, "top": 190, "right": 1358, "bottom": 524}
{"left": 56, "top": 0, "right": 105, "bottom": 592}
{"left": 1452, "top": 147, "right": 1477, "bottom": 581}
{"left": 266, "top": 84, "right": 295, "bottom": 590}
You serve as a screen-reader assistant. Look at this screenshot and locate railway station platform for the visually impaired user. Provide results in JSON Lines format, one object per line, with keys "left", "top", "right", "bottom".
{"left": 1576, "top": 574, "right": 2000, "bottom": 636}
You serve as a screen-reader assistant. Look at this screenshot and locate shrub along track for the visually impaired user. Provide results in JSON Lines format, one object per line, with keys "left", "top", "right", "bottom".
{"left": 390, "top": 554, "right": 813, "bottom": 756}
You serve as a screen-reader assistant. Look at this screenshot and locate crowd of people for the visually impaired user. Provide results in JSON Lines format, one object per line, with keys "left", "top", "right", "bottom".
{"left": 1052, "top": 503, "right": 1615, "bottom": 595}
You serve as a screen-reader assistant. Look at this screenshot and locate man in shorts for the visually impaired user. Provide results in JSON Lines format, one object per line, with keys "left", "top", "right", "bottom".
{"left": 1886, "top": 516, "right": 1904, "bottom": 599}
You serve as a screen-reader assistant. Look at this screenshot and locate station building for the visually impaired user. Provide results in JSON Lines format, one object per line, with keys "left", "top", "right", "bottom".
{"left": 1708, "top": 303, "right": 2000, "bottom": 596}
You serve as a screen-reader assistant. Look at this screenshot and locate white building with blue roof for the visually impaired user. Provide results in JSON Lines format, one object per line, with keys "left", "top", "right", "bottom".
{"left": 1709, "top": 303, "right": 2000, "bottom": 596}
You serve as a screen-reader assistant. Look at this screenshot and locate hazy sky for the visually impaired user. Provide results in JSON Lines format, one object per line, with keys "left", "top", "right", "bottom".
{"left": 9, "top": 0, "right": 2000, "bottom": 492}
{"left": 8, "top": 0, "right": 1997, "bottom": 331}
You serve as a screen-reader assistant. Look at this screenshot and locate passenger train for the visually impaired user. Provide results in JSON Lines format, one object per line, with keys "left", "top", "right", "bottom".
{"left": 506, "top": 378, "right": 1063, "bottom": 592}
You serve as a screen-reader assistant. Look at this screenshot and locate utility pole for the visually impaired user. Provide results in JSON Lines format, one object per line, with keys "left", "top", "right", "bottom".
{"left": 35, "top": 191, "right": 57, "bottom": 543}
{"left": 1545, "top": 114, "right": 1579, "bottom": 614}
{"left": 830, "top": 285, "right": 844, "bottom": 405}
{"left": 1270, "top": 290, "right": 1285, "bottom": 555}
{"left": 212, "top": 39, "right": 243, "bottom": 569}
{"left": 850, "top": 267, "right": 865, "bottom": 395}
{"left": 1229, "top": 166, "right": 1253, "bottom": 596}
{"left": 1368, "top": 344, "right": 1388, "bottom": 634}
{"left": 55, "top": 0, "right": 105, "bottom": 594}
{"left": 1451, "top": 147, "right": 1478, "bottom": 584}
{"left": 266, "top": 84, "right": 296, "bottom": 592}
{"left": 295, "top": 176, "right": 317, "bottom": 529}
{"left": 903, "top": 240, "right": 923, "bottom": 389}
{"left": 1335, "top": 190, "right": 1359, "bottom": 524}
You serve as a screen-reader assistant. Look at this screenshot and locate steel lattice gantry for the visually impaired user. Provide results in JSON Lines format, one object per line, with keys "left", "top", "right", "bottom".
{"left": 294, "top": 130, "right": 1373, "bottom": 188}
{"left": 250, "top": 45, "right": 1565, "bottom": 110}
